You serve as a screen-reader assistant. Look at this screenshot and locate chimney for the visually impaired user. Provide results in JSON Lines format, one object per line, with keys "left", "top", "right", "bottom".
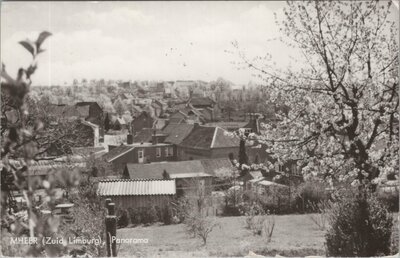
{"left": 127, "top": 134, "right": 133, "bottom": 144}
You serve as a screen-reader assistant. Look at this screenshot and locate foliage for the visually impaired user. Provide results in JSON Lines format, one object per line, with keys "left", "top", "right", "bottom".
{"left": 113, "top": 98, "right": 127, "bottom": 117}
{"left": 235, "top": 0, "right": 399, "bottom": 187}
{"left": 325, "top": 189, "right": 394, "bottom": 256}
{"left": 162, "top": 206, "right": 173, "bottom": 225}
{"left": 117, "top": 209, "right": 130, "bottom": 228}
{"left": 244, "top": 211, "right": 276, "bottom": 243}
{"left": 0, "top": 31, "right": 76, "bottom": 256}
{"left": 307, "top": 200, "right": 333, "bottom": 230}
{"left": 377, "top": 189, "right": 399, "bottom": 212}
{"left": 60, "top": 179, "right": 107, "bottom": 256}
{"left": 147, "top": 206, "right": 160, "bottom": 225}
{"left": 184, "top": 211, "right": 219, "bottom": 245}
{"left": 104, "top": 113, "right": 110, "bottom": 132}
{"left": 238, "top": 138, "right": 249, "bottom": 171}
{"left": 295, "top": 180, "right": 329, "bottom": 213}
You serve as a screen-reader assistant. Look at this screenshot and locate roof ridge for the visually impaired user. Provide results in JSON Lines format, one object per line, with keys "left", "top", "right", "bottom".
{"left": 99, "top": 178, "right": 175, "bottom": 182}
{"left": 210, "top": 126, "right": 218, "bottom": 148}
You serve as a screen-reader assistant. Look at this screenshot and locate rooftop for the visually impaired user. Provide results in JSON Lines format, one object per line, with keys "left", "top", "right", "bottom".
{"left": 179, "top": 125, "right": 240, "bottom": 149}
{"left": 125, "top": 160, "right": 213, "bottom": 180}
{"left": 97, "top": 179, "right": 176, "bottom": 196}
{"left": 162, "top": 123, "right": 194, "bottom": 145}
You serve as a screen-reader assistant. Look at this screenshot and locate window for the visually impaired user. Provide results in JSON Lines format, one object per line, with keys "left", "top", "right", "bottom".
{"left": 165, "top": 147, "right": 174, "bottom": 157}
{"left": 156, "top": 147, "right": 161, "bottom": 157}
{"left": 138, "top": 150, "right": 144, "bottom": 159}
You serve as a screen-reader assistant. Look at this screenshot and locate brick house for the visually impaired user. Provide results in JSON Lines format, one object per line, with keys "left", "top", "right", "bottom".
{"left": 131, "top": 111, "right": 154, "bottom": 134}
{"left": 101, "top": 135, "right": 177, "bottom": 174}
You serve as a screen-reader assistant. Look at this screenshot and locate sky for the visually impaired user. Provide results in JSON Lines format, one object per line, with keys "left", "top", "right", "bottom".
{"left": 1, "top": 1, "right": 398, "bottom": 87}
{"left": 1, "top": 1, "right": 294, "bottom": 86}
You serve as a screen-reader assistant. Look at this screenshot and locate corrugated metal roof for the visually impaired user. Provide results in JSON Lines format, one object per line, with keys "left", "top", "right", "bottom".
{"left": 97, "top": 179, "right": 176, "bottom": 196}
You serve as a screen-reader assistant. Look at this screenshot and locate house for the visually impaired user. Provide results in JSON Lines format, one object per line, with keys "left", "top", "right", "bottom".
{"left": 131, "top": 111, "right": 154, "bottom": 134}
{"left": 49, "top": 102, "right": 104, "bottom": 137}
{"left": 131, "top": 128, "right": 165, "bottom": 143}
{"left": 74, "top": 102, "right": 104, "bottom": 134}
{"left": 177, "top": 124, "right": 241, "bottom": 161}
{"left": 188, "top": 97, "right": 216, "bottom": 109}
{"left": 162, "top": 123, "right": 194, "bottom": 145}
{"left": 199, "top": 158, "right": 235, "bottom": 176}
{"left": 113, "top": 117, "right": 128, "bottom": 131}
{"left": 168, "top": 111, "right": 190, "bottom": 124}
{"left": 242, "top": 113, "right": 262, "bottom": 135}
{"left": 203, "top": 122, "right": 249, "bottom": 132}
{"left": 101, "top": 135, "right": 177, "bottom": 173}
{"left": 122, "top": 160, "right": 214, "bottom": 197}
{"left": 97, "top": 179, "right": 176, "bottom": 210}
{"left": 45, "top": 119, "right": 99, "bottom": 156}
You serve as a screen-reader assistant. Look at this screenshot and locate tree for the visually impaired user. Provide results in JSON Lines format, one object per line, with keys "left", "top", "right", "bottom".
{"left": 238, "top": 137, "right": 249, "bottom": 173}
{"left": 113, "top": 98, "right": 127, "bottom": 117}
{"left": 104, "top": 113, "right": 110, "bottom": 132}
{"left": 237, "top": 1, "right": 398, "bottom": 188}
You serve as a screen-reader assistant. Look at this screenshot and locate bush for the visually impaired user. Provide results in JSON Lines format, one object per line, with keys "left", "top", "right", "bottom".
{"left": 162, "top": 206, "right": 173, "bottom": 225}
{"left": 184, "top": 212, "right": 219, "bottom": 245}
{"left": 308, "top": 200, "right": 333, "bottom": 230}
{"left": 326, "top": 189, "right": 394, "bottom": 256}
{"left": 295, "top": 181, "right": 328, "bottom": 213}
{"left": 241, "top": 189, "right": 292, "bottom": 215}
{"left": 147, "top": 206, "right": 159, "bottom": 224}
{"left": 378, "top": 190, "right": 399, "bottom": 212}
{"left": 117, "top": 209, "right": 129, "bottom": 228}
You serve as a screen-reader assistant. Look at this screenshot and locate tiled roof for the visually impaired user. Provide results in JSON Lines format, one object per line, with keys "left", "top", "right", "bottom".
{"left": 132, "top": 128, "right": 162, "bottom": 143}
{"left": 97, "top": 179, "right": 176, "bottom": 196}
{"left": 71, "top": 146, "right": 106, "bottom": 157}
{"left": 212, "top": 127, "right": 240, "bottom": 148}
{"left": 200, "top": 158, "right": 234, "bottom": 176}
{"left": 125, "top": 160, "right": 212, "bottom": 180}
{"left": 179, "top": 126, "right": 239, "bottom": 149}
{"left": 102, "top": 145, "right": 135, "bottom": 162}
{"left": 162, "top": 123, "right": 194, "bottom": 145}
{"left": 189, "top": 97, "right": 215, "bottom": 107}
{"left": 178, "top": 126, "right": 215, "bottom": 149}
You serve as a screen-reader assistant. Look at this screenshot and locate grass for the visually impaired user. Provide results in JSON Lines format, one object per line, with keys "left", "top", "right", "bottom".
{"left": 116, "top": 214, "right": 327, "bottom": 257}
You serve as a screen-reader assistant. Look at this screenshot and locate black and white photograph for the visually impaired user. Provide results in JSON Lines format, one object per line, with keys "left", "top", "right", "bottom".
{"left": 0, "top": 1, "right": 399, "bottom": 257}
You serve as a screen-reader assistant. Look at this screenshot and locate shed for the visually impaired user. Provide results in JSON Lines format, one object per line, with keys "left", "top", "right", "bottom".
{"left": 97, "top": 179, "right": 176, "bottom": 210}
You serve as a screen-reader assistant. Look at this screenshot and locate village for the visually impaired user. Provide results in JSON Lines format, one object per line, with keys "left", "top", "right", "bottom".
{"left": 1, "top": 1, "right": 399, "bottom": 258}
